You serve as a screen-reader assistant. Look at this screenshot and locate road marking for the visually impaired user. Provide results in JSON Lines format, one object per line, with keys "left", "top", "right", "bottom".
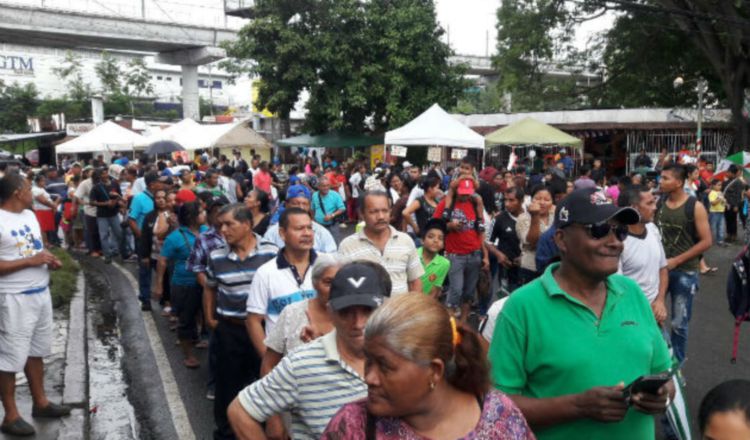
{"left": 113, "top": 262, "right": 197, "bottom": 440}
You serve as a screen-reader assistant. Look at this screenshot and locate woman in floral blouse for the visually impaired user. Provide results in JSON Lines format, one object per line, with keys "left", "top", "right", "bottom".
{"left": 322, "top": 294, "right": 535, "bottom": 440}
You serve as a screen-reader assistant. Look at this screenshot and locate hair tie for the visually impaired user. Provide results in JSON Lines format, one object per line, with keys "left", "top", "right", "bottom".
{"left": 449, "top": 317, "right": 462, "bottom": 347}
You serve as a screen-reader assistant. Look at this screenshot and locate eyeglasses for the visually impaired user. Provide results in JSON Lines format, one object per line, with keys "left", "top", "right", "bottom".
{"left": 583, "top": 223, "right": 629, "bottom": 241}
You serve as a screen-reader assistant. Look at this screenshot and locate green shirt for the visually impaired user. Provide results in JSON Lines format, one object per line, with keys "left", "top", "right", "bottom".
{"left": 418, "top": 248, "right": 449, "bottom": 295}
{"left": 489, "top": 263, "right": 671, "bottom": 440}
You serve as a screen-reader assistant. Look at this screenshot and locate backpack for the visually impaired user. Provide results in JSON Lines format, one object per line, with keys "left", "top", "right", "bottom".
{"left": 655, "top": 195, "right": 698, "bottom": 244}
{"left": 726, "top": 245, "right": 750, "bottom": 363}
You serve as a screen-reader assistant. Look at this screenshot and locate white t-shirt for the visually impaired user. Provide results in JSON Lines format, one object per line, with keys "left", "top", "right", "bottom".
{"left": 74, "top": 178, "right": 97, "bottom": 217}
{"left": 0, "top": 209, "right": 50, "bottom": 294}
{"left": 246, "top": 256, "right": 316, "bottom": 336}
{"left": 481, "top": 297, "right": 509, "bottom": 343}
{"left": 31, "top": 186, "right": 52, "bottom": 211}
{"left": 618, "top": 223, "right": 667, "bottom": 303}
{"left": 349, "top": 172, "right": 363, "bottom": 199}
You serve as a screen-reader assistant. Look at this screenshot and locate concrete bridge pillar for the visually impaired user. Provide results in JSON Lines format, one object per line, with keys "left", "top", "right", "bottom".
{"left": 157, "top": 46, "right": 226, "bottom": 121}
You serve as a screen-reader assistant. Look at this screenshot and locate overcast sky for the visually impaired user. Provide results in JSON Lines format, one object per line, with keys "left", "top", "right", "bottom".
{"left": 434, "top": 0, "right": 614, "bottom": 57}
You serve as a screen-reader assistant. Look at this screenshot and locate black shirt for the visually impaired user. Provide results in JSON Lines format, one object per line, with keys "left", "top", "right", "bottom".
{"left": 90, "top": 182, "right": 121, "bottom": 218}
{"left": 490, "top": 211, "right": 521, "bottom": 260}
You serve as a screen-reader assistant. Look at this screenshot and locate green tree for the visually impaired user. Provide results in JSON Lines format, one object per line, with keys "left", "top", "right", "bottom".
{"left": 53, "top": 51, "right": 92, "bottom": 104}
{"left": 123, "top": 58, "right": 155, "bottom": 116}
{"left": 223, "top": 0, "right": 463, "bottom": 134}
{"left": 95, "top": 51, "right": 123, "bottom": 96}
{"left": 494, "top": 0, "right": 750, "bottom": 151}
{"left": 0, "top": 81, "right": 38, "bottom": 133}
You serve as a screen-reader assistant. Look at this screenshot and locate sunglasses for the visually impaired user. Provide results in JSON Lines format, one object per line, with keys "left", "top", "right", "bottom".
{"left": 583, "top": 223, "right": 629, "bottom": 241}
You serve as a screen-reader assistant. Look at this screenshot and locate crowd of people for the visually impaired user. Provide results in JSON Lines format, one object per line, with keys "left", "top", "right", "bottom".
{"left": 0, "top": 146, "right": 749, "bottom": 439}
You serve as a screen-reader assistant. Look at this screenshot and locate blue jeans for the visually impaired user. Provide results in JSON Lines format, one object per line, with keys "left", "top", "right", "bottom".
{"left": 97, "top": 216, "right": 126, "bottom": 258}
{"left": 709, "top": 212, "right": 725, "bottom": 244}
{"left": 668, "top": 270, "right": 699, "bottom": 365}
{"left": 446, "top": 251, "right": 482, "bottom": 307}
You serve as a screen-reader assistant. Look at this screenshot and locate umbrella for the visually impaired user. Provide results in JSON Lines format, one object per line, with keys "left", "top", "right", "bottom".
{"left": 145, "top": 140, "right": 185, "bottom": 156}
{"left": 714, "top": 152, "right": 750, "bottom": 180}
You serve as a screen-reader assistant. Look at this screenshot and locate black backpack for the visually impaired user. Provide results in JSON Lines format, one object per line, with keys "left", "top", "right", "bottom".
{"left": 727, "top": 245, "right": 750, "bottom": 363}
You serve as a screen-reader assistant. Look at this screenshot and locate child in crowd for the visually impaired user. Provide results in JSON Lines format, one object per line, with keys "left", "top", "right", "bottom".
{"left": 418, "top": 219, "right": 450, "bottom": 299}
{"left": 708, "top": 179, "right": 727, "bottom": 246}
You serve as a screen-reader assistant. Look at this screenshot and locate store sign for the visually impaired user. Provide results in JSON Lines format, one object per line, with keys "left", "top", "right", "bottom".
{"left": 450, "top": 148, "right": 468, "bottom": 160}
{"left": 390, "top": 145, "right": 408, "bottom": 158}
{"left": 427, "top": 146, "right": 442, "bottom": 163}
{"left": 66, "top": 123, "right": 95, "bottom": 137}
{"left": 0, "top": 55, "right": 34, "bottom": 76}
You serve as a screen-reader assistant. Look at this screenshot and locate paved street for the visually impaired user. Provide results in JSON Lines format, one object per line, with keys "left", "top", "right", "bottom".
{"left": 72, "top": 240, "right": 750, "bottom": 439}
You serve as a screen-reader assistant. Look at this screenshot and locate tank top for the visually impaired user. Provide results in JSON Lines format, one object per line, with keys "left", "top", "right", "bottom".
{"left": 657, "top": 200, "right": 699, "bottom": 271}
{"left": 415, "top": 196, "right": 439, "bottom": 232}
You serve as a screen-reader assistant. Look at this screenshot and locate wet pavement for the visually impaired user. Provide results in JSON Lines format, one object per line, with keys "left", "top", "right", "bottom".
{"left": 86, "top": 269, "right": 139, "bottom": 440}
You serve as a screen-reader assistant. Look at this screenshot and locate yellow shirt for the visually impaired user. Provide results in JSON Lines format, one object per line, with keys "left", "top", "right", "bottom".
{"left": 708, "top": 190, "right": 726, "bottom": 213}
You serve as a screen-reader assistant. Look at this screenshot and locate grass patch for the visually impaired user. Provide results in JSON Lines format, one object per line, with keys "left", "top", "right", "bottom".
{"left": 49, "top": 248, "right": 81, "bottom": 309}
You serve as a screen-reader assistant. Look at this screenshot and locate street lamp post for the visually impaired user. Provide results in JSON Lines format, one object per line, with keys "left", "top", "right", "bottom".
{"left": 674, "top": 76, "right": 709, "bottom": 153}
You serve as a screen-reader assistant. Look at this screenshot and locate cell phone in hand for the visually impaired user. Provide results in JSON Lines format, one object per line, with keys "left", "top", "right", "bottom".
{"left": 623, "top": 373, "right": 672, "bottom": 401}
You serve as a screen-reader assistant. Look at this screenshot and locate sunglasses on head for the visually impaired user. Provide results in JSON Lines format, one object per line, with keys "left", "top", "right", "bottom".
{"left": 582, "top": 222, "right": 629, "bottom": 241}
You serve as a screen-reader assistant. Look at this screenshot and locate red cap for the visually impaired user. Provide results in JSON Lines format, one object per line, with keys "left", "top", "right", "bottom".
{"left": 176, "top": 189, "right": 197, "bottom": 204}
{"left": 457, "top": 178, "right": 475, "bottom": 195}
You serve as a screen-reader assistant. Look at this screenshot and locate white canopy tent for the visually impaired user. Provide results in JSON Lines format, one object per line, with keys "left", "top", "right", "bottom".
{"left": 384, "top": 103, "right": 485, "bottom": 149}
{"left": 55, "top": 121, "right": 149, "bottom": 157}
{"left": 144, "top": 118, "right": 204, "bottom": 150}
{"left": 197, "top": 119, "right": 271, "bottom": 150}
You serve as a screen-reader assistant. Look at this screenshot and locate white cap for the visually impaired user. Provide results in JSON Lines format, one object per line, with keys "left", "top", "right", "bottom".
{"left": 559, "top": 148, "right": 567, "bottom": 154}
{"left": 402, "top": 160, "right": 413, "bottom": 168}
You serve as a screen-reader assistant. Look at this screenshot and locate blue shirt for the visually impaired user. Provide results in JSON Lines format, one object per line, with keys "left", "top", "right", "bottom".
{"left": 311, "top": 191, "right": 345, "bottom": 226}
{"left": 160, "top": 226, "right": 207, "bottom": 286}
{"left": 129, "top": 190, "right": 154, "bottom": 230}
{"left": 558, "top": 156, "right": 574, "bottom": 176}
{"left": 535, "top": 225, "right": 559, "bottom": 273}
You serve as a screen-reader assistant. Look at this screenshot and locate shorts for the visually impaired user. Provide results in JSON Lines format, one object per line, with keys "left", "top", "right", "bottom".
{"left": 0, "top": 290, "right": 53, "bottom": 373}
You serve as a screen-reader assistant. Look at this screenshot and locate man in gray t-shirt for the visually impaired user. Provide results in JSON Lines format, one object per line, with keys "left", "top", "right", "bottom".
{"left": 617, "top": 185, "right": 668, "bottom": 324}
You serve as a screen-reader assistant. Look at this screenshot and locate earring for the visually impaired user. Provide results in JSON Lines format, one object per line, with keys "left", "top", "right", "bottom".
{"left": 429, "top": 382, "right": 435, "bottom": 391}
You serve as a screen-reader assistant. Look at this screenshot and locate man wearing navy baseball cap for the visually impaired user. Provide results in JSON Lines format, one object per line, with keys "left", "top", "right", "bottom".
{"left": 262, "top": 184, "right": 337, "bottom": 253}
{"left": 229, "top": 261, "right": 390, "bottom": 440}
{"left": 490, "top": 188, "right": 674, "bottom": 440}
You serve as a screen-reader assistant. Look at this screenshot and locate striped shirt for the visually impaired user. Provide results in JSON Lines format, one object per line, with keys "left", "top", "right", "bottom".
{"left": 238, "top": 331, "right": 366, "bottom": 440}
{"left": 337, "top": 226, "right": 424, "bottom": 295}
{"left": 205, "top": 235, "right": 278, "bottom": 319}
{"left": 246, "top": 250, "right": 318, "bottom": 335}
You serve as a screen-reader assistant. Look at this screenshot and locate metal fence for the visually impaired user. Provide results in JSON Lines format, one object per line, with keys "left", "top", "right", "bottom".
{"left": 625, "top": 128, "right": 734, "bottom": 172}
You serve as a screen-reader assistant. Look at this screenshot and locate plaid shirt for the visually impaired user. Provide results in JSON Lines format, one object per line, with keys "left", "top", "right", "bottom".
{"left": 187, "top": 227, "right": 226, "bottom": 273}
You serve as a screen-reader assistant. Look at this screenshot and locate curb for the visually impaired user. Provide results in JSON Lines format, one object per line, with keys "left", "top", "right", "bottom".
{"left": 59, "top": 271, "right": 88, "bottom": 439}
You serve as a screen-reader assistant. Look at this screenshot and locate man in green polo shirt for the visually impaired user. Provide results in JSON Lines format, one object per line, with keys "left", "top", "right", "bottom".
{"left": 489, "top": 188, "right": 675, "bottom": 440}
{"left": 418, "top": 219, "right": 450, "bottom": 298}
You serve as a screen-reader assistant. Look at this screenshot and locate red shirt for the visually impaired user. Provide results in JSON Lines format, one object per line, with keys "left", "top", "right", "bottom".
{"left": 253, "top": 170, "right": 272, "bottom": 193}
{"left": 434, "top": 198, "right": 483, "bottom": 255}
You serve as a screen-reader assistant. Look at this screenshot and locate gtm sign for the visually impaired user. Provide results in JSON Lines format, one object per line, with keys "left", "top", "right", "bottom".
{"left": 0, "top": 55, "right": 34, "bottom": 75}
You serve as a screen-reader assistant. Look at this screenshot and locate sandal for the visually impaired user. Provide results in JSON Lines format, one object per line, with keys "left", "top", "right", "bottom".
{"left": 184, "top": 358, "right": 200, "bottom": 369}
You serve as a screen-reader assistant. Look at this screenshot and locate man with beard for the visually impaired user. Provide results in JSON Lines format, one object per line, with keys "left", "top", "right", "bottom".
{"left": 489, "top": 188, "right": 674, "bottom": 440}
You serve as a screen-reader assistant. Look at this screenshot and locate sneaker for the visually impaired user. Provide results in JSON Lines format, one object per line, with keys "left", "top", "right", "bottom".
{"left": 32, "top": 402, "right": 72, "bottom": 418}
{"left": 141, "top": 302, "right": 152, "bottom": 312}
{"left": 0, "top": 417, "right": 35, "bottom": 436}
{"left": 124, "top": 254, "right": 138, "bottom": 262}
{"left": 206, "top": 388, "right": 215, "bottom": 400}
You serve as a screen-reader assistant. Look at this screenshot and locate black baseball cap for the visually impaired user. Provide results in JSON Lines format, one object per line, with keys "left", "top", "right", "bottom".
{"left": 329, "top": 262, "right": 389, "bottom": 312}
{"left": 555, "top": 188, "right": 640, "bottom": 228}
{"left": 206, "top": 194, "right": 230, "bottom": 211}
